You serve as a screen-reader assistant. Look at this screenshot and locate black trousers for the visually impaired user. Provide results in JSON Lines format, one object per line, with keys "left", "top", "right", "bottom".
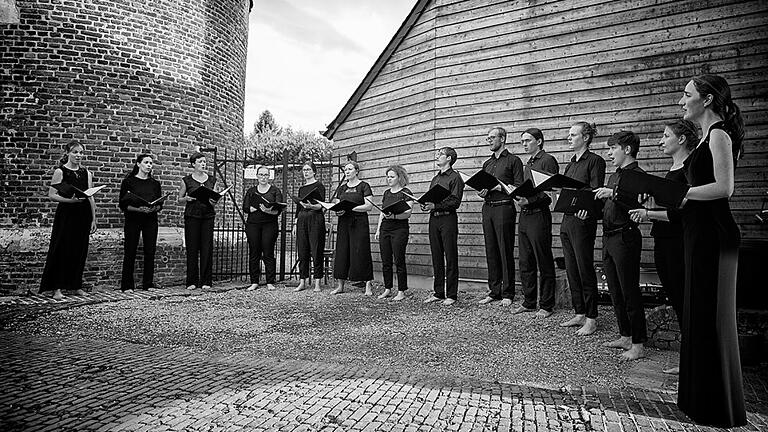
{"left": 560, "top": 215, "right": 598, "bottom": 318}
{"left": 334, "top": 213, "right": 373, "bottom": 281}
{"left": 296, "top": 210, "right": 326, "bottom": 279}
{"left": 654, "top": 235, "right": 684, "bottom": 326}
{"left": 603, "top": 228, "right": 646, "bottom": 343}
{"left": 519, "top": 209, "right": 556, "bottom": 311}
{"left": 379, "top": 220, "right": 409, "bottom": 291}
{"left": 246, "top": 220, "right": 279, "bottom": 284}
{"left": 429, "top": 213, "right": 459, "bottom": 300}
{"left": 121, "top": 214, "right": 159, "bottom": 291}
{"left": 481, "top": 203, "right": 516, "bottom": 300}
{"left": 184, "top": 216, "right": 214, "bottom": 287}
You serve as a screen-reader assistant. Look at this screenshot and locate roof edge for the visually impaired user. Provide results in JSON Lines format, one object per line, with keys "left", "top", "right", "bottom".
{"left": 323, "top": 0, "right": 432, "bottom": 139}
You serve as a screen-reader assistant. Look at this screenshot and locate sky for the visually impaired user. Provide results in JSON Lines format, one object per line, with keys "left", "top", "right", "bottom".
{"left": 243, "top": 0, "right": 416, "bottom": 135}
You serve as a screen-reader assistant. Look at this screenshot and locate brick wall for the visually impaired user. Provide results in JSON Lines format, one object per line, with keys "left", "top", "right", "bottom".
{"left": 0, "top": 0, "right": 250, "bottom": 293}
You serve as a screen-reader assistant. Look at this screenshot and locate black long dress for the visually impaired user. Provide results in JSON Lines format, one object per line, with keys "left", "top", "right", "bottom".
{"left": 677, "top": 122, "right": 746, "bottom": 427}
{"left": 40, "top": 166, "right": 93, "bottom": 292}
{"left": 332, "top": 181, "right": 373, "bottom": 281}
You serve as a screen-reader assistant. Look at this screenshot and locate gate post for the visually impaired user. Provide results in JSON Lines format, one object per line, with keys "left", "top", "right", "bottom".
{"left": 279, "top": 148, "right": 289, "bottom": 281}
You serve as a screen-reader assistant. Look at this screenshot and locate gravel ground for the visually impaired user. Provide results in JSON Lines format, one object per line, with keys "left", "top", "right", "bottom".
{"left": 1, "top": 282, "right": 659, "bottom": 390}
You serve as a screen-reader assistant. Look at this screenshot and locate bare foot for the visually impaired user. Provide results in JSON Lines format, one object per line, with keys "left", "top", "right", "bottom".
{"left": 560, "top": 314, "right": 586, "bottom": 327}
{"left": 602, "top": 336, "right": 632, "bottom": 350}
{"left": 293, "top": 280, "right": 307, "bottom": 292}
{"left": 621, "top": 344, "right": 645, "bottom": 360}
{"left": 535, "top": 309, "right": 553, "bottom": 318}
{"left": 663, "top": 366, "right": 680, "bottom": 375}
{"left": 201, "top": 285, "right": 211, "bottom": 290}
{"left": 247, "top": 284, "right": 258, "bottom": 291}
{"left": 313, "top": 280, "right": 321, "bottom": 292}
{"left": 74, "top": 289, "right": 86, "bottom": 296}
{"left": 377, "top": 289, "right": 391, "bottom": 299}
{"left": 500, "top": 298, "right": 513, "bottom": 307}
{"left": 364, "top": 281, "right": 373, "bottom": 296}
{"left": 512, "top": 305, "right": 536, "bottom": 315}
{"left": 186, "top": 285, "right": 196, "bottom": 290}
{"left": 576, "top": 318, "right": 597, "bottom": 336}
{"left": 331, "top": 283, "right": 344, "bottom": 295}
{"left": 393, "top": 291, "right": 406, "bottom": 301}
{"left": 52, "top": 289, "right": 64, "bottom": 300}
{"left": 478, "top": 296, "right": 495, "bottom": 305}
{"left": 266, "top": 284, "right": 276, "bottom": 291}
{"left": 124, "top": 289, "right": 134, "bottom": 294}
{"left": 442, "top": 298, "right": 456, "bottom": 306}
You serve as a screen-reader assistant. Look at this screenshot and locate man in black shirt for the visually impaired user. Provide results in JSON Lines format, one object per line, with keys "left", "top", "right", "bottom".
{"left": 423, "top": 147, "right": 464, "bottom": 305}
{"left": 477, "top": 127, "right": 524, "bottom": 307}
{"left": 559, "top": 122, "right": 606, "bottom": 336}
{"left": 594, "top": 131, "right": 646, "bottom": 360}
{"left": 513, "top": 128, "right": 559, "bottom": 318}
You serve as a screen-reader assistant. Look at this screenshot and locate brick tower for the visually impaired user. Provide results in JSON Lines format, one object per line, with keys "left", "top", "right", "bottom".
{"left": 0, "top": 0, "right": 251, "bottom": 292}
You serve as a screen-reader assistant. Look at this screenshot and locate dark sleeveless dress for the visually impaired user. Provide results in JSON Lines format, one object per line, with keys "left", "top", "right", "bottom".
{"left": 40, "top": 166, "right": 93, "bottom": 292}
{"left": 677, "top": 122, "right": 746, "bottom": 427}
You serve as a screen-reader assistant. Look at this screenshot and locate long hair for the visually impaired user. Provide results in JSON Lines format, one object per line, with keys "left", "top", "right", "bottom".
{"left": 665, "top": 120, "right": 699, "bottom": 151}
{"left": 386, "top": 164, "right": 409, "bottom": 187}
{"left": 572, "top": 122, "right": 598, "bottom": 147}
{"left": 59, "top": 140, "right": 83, "bottom": 166}
{"left": 127, "top": 153, "right": 154, "bottom": 179}
{"left": 692, "top": 74, "right": 744, "bottom": 161}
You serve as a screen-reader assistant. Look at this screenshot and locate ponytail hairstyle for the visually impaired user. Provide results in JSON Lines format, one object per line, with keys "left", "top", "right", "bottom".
{"left": 522, "top": 127, "right": 545, "bottom": 149}
{"left": 665, "top": 120, "right": 699, "bottom": 151}
{"left": 572, "top": 122, "right": 598, "bottom": 147}
{"left": 59, "top": 140, "right": 84, "bottom": 166}
{"left": 127, "top": 153, "right": 154, "bottom": 178}
{"left": 692, "top": 74, "right": 744, "bottom": 161}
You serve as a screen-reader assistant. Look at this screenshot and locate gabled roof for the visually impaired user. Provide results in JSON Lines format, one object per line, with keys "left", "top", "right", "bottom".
{"left": 322, "top": 0, "right": 432, "bottom": 139}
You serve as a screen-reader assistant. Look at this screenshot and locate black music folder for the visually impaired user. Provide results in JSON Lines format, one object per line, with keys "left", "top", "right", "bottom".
{"left": 52, "top": 183, "right": 106, "bottom": 199}
{"left": 188, "top": 185, "right": 232, "bottom": 201}
{"left": 462, "top": 170, "right": 513, "bottom": 193}
{"left": 382, "top": 200, "right": 411, "bottom": 215}
{"left": 317, "top": 199, "right": 359, "bottom": 212}
{"left": 290, "top": 185, "right": 321, "bottom": 204}
{"left": 125, "top": 191, "right": 170, "bottom": 206}
{"left": 530, "top": 168, "right": 588, "bottom": 191}
{"left": 553, "top": 188, "right": 601, "bottom": 218}
{"left": 616, "top": 169, "right": 690, "bottom": 209}
{"left": 252, "top": 193, "right": 287, "bottom": 210}
{"left": 403, "top": 184, "right": 451, "bottom": 205}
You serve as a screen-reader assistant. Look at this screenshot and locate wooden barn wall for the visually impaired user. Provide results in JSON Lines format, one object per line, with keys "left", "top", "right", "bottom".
{"left": 331, "top": 0, "right": 768, "bottom": 280}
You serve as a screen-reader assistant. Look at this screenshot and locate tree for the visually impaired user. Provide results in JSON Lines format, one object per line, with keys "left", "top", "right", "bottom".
{"left": 254, "top": 110, "right": 279, "bottom": 134}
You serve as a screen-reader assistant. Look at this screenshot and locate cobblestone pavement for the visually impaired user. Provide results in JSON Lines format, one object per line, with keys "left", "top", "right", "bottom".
{"left": 0, "top": 289, "right": 766, "bottom": 432}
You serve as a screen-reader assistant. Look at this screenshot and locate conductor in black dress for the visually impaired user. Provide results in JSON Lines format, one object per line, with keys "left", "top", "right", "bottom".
{"left": 243, "top": 165, "right": 283, "bottom": 291}
{"left": 178, "top": 152, "right": 218, "bottom": 290}
{"left": 594, "top": 131, "right": 646, "bottom": 361}
{"left": 559, "top": 122, "right": 606, "bottom": 336}
{"left": 423, "top": 147, "right": 464, "bottom": 306}
{"left": 41, "top": 140, "right": 98, "bottom": 300}
{"left": 477, "top": 127, "right": 524, "bottom": 307}
{"left": 514, "top": 128, "right": 559, "bottom": 318}
{"left": 119, "top": 153, "right": 164, "bottom": 292}
{"left": 331, "top": 161, "right": 374, "bottom": 295}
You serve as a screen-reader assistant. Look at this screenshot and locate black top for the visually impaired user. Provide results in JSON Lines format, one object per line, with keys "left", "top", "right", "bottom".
{"left": 563, "top": 149, "right": 606, "bottom": 221}
{"left": 295, "top": 181, "right": 326, "bottom": 217}
{"left": 333, "top": 181, "right": 373, "bottom": 215}
{"left": 523, "top": 149, "right": 559, "bottom": 209}
{"left": 382, "top": 187, "right": 413, "bottom": 208}
{"left": 650, "top": 167, "right": 687, "bottom": 238}
{"left": 482, "top": 148, "right": 524, "bottom": 202}
{"left": 119, "top": 175, "right": 162, "bottom": 212}
{"left": 429, "top": 167, "right": 463, "bottom": 211}
{"left": 244, "top": 184, "right": 284, "bottom": 224}
{"left": 57, "top": 165, "right": 93, "bottom": 213}
{"left": 603, "top": 161, "right": 644, "bottom": 231}
{"left": 182, "top": 174, "right": 216, "bottom": 219}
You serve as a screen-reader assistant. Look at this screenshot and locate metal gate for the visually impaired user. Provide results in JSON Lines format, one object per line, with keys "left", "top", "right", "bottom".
{"left": 207, "top": 147, "right": 336, "bottom": 284}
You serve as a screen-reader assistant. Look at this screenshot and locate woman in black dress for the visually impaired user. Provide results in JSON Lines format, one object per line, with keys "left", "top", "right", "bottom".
{"left": 243, "top": 165, "right": 283, "bottom": 291}
{"left": 676, "top": 74, "right": 746, "bottom": 427}
{"left": 374, "top": 165, "right": 414, "bottom": 301}
{"left": 292, "top": 161, "right": 326, "bottom": 293}
{"left": 40, "top": 140, "right": 98, "bottom": 300}
{"left": 630, "top": 120, "right": 697, "bottom": 374}
{"left": 331, "top": 161, "right": 374, "bottom": 295}
{"left": 119, "top": 153, "right": 163, "bottom": 292}
{"left": 178, "top": 152, "right": 218, "bottom": 290}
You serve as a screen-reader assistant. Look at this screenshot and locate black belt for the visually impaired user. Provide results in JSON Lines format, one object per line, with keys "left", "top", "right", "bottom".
{"left": 604, "top": 224, "right": 637, "bottom": 236}
{"left": 431, "top": 210, "right": 455, "bottom": 217}
{"left": 484, "top": 200, "right": 514, "bottom": 207}
{"left": 520, "top": 206, "right": 549, "bottom": 215}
